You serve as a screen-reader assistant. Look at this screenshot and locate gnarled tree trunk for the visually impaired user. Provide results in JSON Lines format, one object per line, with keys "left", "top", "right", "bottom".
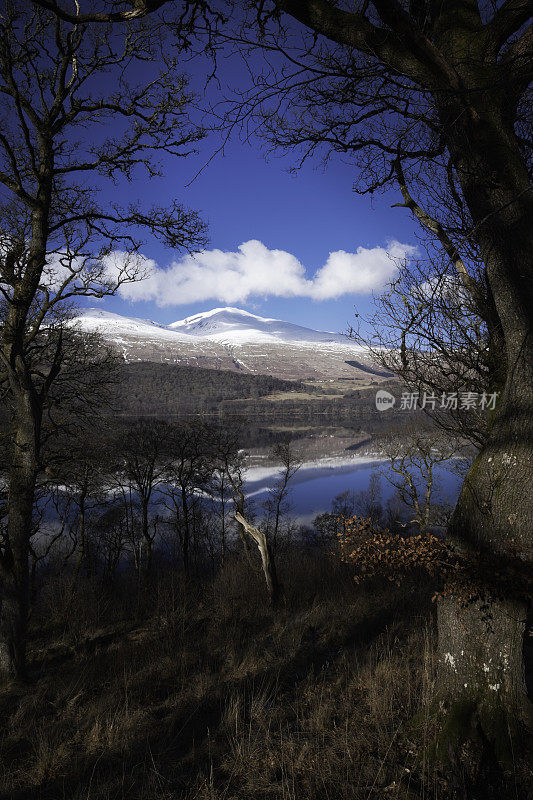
{"left": 436, "top": 95, "right": 533, "bottom": 749}
{"left": 235, "top": 511, "right": 281, "bottom": 608}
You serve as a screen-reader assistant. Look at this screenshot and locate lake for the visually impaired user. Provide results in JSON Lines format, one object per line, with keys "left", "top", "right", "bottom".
{"left": 244, "top": 442, "right": 465, "bottom": 527}
{"left": 37, "top": 428, "right": 467, "bottom": 542}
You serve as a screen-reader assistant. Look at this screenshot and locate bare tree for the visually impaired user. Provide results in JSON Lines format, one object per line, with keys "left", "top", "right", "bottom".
{"left": 263, "top": 440, "right": 301, "bottom": 551}
{"left": 210, "top": 452, "right": 233, "bottom": 565}
{"left": 351, "top": 254, "right": 493, "bottom": 449}
{"left": 207, "top": 420, "right": 244, "bottom": 564}
{"left": 222, "top": 440, "right": 284, "bottom": 608}
{"left": 48, "top": 424, "right": 112, "bottom": 587}
{"left": 0, "top": 3, "right": 207, "bottom": 678}
{"left": 161, "top": 420, "right": 214, "bottom": 574}
{"left": 353, "top": 473, "right": 383, "bottom": 526}
{"left": 235, "top": 510, "right": 281, "bottom": 608}
{"left": 379, "top": 431, "right": 458, "bottom": 535}
{"left": 113, "top": 419, "right": 175, "bottom": 576}
{"left": 94, "top": 503, "right": 129, "bottom": 586}
{"left": 210, "top": 422, "right": 257, "bottom": 572}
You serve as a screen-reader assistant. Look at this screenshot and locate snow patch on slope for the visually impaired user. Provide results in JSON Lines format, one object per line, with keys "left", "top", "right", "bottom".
{"left": 73, "top": 309, "right": 192, "bottom": 342}
{"left": 169, "top": 306, "right": 355, "bottom": 345}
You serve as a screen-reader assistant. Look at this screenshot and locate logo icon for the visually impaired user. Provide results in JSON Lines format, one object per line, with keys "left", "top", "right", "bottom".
{"left": 375, "top": 390, "right": 395, "bottom": 411}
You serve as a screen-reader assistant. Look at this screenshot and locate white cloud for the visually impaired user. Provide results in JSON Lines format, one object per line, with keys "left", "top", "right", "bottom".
{"left": 106, "top": 239, "right": 417, "bottom": 307}
{"left": 310, "top": 241, "right": 416, "bottom": 299}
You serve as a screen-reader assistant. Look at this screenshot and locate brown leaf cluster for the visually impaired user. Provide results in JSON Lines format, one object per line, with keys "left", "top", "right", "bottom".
{"left": 336, "top": 516, "right": 447, "bottom": 586}
{"left": 335, "top": 516, "right": 532, "bottom": 607}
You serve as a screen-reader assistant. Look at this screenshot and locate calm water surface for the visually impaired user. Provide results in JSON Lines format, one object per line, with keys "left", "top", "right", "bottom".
{"left": 244, "top": 455, "right": 464, "bottom": 525}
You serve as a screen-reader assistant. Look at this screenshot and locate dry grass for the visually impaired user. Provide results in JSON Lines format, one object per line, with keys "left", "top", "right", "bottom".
{"left": 0, "top": 551, "right": 529, "bottom": 799}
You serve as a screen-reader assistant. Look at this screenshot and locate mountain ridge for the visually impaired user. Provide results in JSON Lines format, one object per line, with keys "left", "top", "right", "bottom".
{"left": 78, "top": 307, "right": 355, "bottom": 345}
{"left": 74, "top": 307, "right": 388, "bottom": 382}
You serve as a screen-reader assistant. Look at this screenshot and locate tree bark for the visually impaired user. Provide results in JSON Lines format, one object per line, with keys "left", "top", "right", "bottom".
{"left": 436, "top": 596, "right": 530, "bottom": 762}
{"left": 436, "top": 96, "right": 533, "bottom": 746}
{"left": 0, "top": 395, "right": 39, "bottom": 679}
{"left": 235, "top": 512, "right": 281, "bottom": 608}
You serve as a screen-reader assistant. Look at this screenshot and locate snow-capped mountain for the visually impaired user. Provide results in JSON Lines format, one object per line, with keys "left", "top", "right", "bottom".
{"left": 74, "top": 307, "right": 389, "bottom": 381}
{"left": 74, "top": 308, "right": 191, "bottom": 342}
{"left": 168, "top": 307, "right": 353, "bottom": 345}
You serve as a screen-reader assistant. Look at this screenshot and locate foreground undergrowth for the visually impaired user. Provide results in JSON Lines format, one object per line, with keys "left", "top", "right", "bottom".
{"left": 0, "top": 549, "right": 530, "bottom": 799}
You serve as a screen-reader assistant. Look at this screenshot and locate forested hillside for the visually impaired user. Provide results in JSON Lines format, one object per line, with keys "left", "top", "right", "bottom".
{"left": 112, "top": 362, "right": 305, "bottom": 415}
{"left": 111, "top": 362, "right": 405, "bottom": 432}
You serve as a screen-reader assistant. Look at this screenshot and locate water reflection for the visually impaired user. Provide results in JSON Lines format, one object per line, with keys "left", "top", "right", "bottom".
{"left": 242, "top": 422, "right": 468, "bottom": 526}
{"left": 244, "top": 453, "right": 464, "bottom": 526}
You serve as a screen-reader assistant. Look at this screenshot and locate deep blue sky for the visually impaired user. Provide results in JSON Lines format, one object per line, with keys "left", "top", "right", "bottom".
{"left": 83, "top": 40, "right": 419, "bottom": 336}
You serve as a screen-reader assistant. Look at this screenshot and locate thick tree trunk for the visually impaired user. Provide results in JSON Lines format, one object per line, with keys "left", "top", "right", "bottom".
{"left": 436, "top": 596, "right": 530, "bottom": 762}
{"left": 439, "top": 306, "right": 533, "bottom": 749}
{"left": 0, "top": 407, "right": 38, "bottom": 680}
{"left": 0, "top": 573, "right": 27, "bottom": 679}
{"left": 437, "top": 98, "right": 533, "bottom": 749}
